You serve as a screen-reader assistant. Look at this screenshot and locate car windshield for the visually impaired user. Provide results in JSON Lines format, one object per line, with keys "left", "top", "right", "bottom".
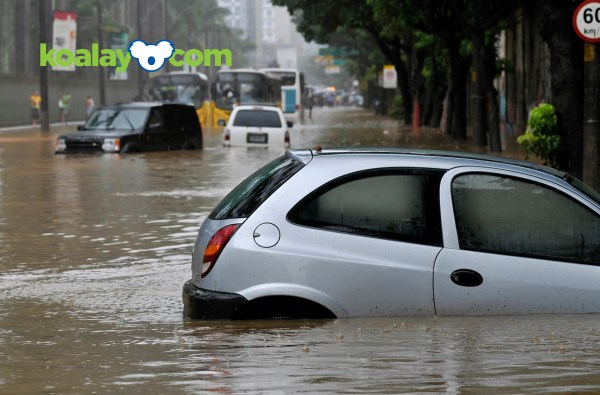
{"left": 84, "top": 108, "right": 148, "bottom": 131}
{"left": 233, "top": 110, "right": 282, "bottom": 128}
{"left": 210, "top": 155, "right": 304, "bottom": 220}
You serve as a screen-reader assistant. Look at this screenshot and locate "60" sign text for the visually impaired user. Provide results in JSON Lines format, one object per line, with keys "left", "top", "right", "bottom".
{"left": 573, "top": 0, "right": 600, "bottom": 43}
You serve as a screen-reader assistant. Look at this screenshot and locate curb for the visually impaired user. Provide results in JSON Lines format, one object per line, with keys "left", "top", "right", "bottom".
{"left": 0, "top": 121, "right": 84, "bottom": 134}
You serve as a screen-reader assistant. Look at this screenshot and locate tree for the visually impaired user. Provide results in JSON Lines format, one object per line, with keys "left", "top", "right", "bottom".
{"left": 468, "top": 0, "right": 515, "bottom": 152}
{"left": 273, "top": 0, "right": 416, "bottom": 124}
{"left": 537, "top": 0, "right": 583, "bottom": 178}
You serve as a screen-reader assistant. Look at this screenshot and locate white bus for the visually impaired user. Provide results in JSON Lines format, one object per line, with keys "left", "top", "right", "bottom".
{"left": 261, "top": 68, "right": 305, "bottom": 124}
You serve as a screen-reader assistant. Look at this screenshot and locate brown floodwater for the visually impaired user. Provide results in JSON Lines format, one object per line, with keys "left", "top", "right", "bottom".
{"left": 1, "top": 107, "right": 599, "bottom": 394}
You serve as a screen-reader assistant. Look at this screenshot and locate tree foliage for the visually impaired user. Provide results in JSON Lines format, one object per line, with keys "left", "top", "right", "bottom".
{"left": 275, "top": 0, "right": 584, "bottom": 175}
{"left": 517, "top": 103, "right": 561, "bottom": 167}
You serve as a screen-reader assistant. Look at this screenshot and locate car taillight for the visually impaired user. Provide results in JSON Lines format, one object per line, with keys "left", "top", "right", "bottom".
{"left": 224, "top": 129, "right": 231, "bottom": 141}
{"left": 295, "top": 104, "right": 299, "bottom": 110}
{"left": 201, "top": 224, "right": 239, "bottom": 277}
{"left": 284, "top": 131, "right": 290, "bottom": 144}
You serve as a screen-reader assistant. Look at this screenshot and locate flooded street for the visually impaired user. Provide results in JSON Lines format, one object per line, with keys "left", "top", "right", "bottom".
{"left": 2, "top": 107, "right": 600, "bottom": 394}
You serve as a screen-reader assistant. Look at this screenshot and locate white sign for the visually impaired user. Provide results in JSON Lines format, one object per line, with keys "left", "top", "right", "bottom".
{"left": 573, "top": 0, "right": 600, "bottom": 43}
{"left": 52, "top": 11, "right": 77, "bottom": 71}
{"left": 325, "top": 65, "right": 340, "bottom": 74}
{"left": 383, "top": 65, "right": 397, "bottom": 89}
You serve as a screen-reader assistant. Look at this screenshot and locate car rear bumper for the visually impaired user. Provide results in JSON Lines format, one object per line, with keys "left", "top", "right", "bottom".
{"left": 182, "top": 280, "right": 248, "bottom": 319}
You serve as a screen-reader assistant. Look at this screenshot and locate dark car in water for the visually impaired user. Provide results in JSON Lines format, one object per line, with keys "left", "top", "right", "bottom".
{"left": 55, "top": 102, "right": 202, "bottom": 154}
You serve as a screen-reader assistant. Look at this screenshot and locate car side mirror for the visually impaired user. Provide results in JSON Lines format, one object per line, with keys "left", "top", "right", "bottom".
{"left": 77, "top": 124, "right": 85, "bottom": 131}
{"left": 217, "top": 119, "right": 226, "bottom": 126}
{"left": 287, "top": 121, "right": 294, "bottom": 128}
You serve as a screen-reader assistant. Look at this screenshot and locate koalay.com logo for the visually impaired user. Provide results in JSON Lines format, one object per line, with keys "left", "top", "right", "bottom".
{"left": 40, "top": 39, "right": 232, "bottom": 71}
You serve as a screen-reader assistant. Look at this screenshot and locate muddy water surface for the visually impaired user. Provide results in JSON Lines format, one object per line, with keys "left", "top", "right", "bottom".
{"left": 1, "top": 107, "right": 599, "bottom": 394}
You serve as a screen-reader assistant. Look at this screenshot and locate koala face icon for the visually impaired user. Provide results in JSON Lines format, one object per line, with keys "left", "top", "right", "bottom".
{"left": 129, "top": 40, "right": 174, "bottom": 72}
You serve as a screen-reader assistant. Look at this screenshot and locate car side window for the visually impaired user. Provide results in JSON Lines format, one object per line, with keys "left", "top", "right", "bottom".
{"left": 147, "top": 109, "right": 163, "bottom": 130}
{"left": 288, "top": 169, "right": 444, "bottom": 246}
{"left": 452, "top": 173, "right": 600, "bottom": 264}
{"left": 162, "top": 106, "right": 182, "bottom": 132}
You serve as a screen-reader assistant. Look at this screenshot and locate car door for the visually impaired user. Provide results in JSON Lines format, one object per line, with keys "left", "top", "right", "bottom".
{"left": 434, "top": 167, "right": 600, "bottom": 315}
{"left": 265, "top": 168, "right": 445, "bottom": 317}
{"left": 143, "top": 107, "right": 168, "bottom": 151}
{"left": 163, "top": 105, "right": 184, "bottom": 150}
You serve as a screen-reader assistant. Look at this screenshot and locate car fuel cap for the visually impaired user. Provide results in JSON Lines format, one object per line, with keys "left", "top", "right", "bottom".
{"left": 253, "top": 223, "right": 280, "bottom": 248}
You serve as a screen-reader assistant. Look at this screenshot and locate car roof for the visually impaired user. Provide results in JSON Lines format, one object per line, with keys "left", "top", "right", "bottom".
{"left": 288, "top": 147, "right": 568, "bottom": 179}
{"left": 218, "top": 68, "right": 264, "bottom": 74}
{"left": 260, "top": 68, "right": 299, "bottom": 74}
{"left": 99, "top": 102, "right": 194, "bottom": 110}
{"left": 159, "top": 71, "right": 208, "bottom": 81}
{"left": 233, "top": 105, "right": 283, "bottom": 112}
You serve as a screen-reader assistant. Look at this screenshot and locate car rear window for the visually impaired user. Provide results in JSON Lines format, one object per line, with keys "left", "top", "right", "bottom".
{"left": 288, "top": 169, "right": 444, "bottom": 246}
{"left": 233, "top": 110, "right": 282, "bottom": 128}
{"left": 209, "top": 155, "right": 304, "bottom": 220}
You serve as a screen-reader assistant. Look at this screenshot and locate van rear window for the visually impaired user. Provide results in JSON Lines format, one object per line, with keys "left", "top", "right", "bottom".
{"left": 233, "top": 110, "right": 282, "bottom": 128}
{"left": 210, "top": 155, "right": 304, "bottom": 220}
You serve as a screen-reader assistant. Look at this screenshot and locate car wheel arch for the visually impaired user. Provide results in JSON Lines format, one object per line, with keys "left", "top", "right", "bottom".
{"left": 234, "top": 295, "right": 336, "bottom": 319}
{"left": 239, "top": 283, "right": 348, "bottom": 318}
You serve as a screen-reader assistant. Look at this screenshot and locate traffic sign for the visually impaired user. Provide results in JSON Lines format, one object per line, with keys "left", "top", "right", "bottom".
{"left": 382, "top": 65, "right": 397, "bottom": 89}
{"left": 573, "top": 0, "right": 600, "bottom": 43}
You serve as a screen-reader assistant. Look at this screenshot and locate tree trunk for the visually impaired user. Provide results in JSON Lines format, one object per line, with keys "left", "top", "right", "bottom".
{"left": 422, "top": 86, "right": 434, "bottom": 127}
{"left": 470, "top": 0, "right": 505, "bottom": 152}
{"left": 431, "top": 88, "right": 445, "bottom": 128}
{"left": 395, "top": 57, "right": 413, "bottom": 125}
{"left": 471, "top": 25, "right": 487, "bottom": 147}
{"left": 539, "top": 0, "right": 583, "bottom": 178}
{"left": 448, "top": 54, "right": 469, "bottom": 140}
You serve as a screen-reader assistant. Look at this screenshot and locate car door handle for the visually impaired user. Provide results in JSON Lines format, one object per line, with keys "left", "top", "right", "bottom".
{"left": 450, "top": 269, "right": 483, "bottom": 287}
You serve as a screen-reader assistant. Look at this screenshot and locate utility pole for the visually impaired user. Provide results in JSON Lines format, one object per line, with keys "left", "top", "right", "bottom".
{"left": 38, "top": 0, "right": 50, "bottom": 132}
{"left": 583, "top": 43, "right": 600, "bottom": 191}
{"left": 137, "top": 0, "right": 144, "bottom": 100}
{"left": 97, "top": 0, "right": 106, "bottom": 105}
{"left": 164, "top": 0, "right": 170, "bottom": 72}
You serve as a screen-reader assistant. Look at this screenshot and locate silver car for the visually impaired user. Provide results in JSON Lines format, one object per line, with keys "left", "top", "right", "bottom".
{"left": 183, "top": 148, "right": 600, "bottom": 319}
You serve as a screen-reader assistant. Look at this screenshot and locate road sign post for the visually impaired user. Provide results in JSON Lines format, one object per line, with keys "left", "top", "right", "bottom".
{"left": 575, "top": 1, "right": 600, "bottom": 190}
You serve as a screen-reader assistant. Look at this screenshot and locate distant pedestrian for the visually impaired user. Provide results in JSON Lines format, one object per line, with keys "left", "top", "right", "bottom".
{"left": 58, "top": 93, "right": 71, "bottom": 124}
{"left": 305, "top": 91, "right": 313, "bottom": 119}
{"left": 84, "top": 95, "right": 95, "bottom": 119}
{"left": 30, "top": 91, "right": 41, "bottom": 126}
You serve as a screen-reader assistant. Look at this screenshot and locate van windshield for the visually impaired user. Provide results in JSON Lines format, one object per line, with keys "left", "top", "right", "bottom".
{"left": 210, "top": 155, "right": 304, "bottom": 220}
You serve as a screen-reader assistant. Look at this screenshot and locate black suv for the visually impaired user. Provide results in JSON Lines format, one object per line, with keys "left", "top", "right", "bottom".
{"left": 55, "top": 102, "right": 203, "bottom": 154}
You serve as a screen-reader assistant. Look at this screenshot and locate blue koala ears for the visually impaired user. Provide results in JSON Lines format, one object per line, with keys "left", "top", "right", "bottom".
{"left": 129, "top": 40, "right": 174, "bottom": 72}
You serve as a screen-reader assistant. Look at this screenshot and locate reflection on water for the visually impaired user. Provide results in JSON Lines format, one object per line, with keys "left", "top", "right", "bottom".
{"left": 3, "top": 107, "right": 595, "bottom": 394}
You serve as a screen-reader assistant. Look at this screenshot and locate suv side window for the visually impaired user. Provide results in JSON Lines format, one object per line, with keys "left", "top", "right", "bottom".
{"left": 288, "top": 169, "right": 444, "bottom": 246}
{"left": 162, "top": 106, "right": 182, "bottom": 133}
{"left": 183, "top": 107, "right": 201, "bottom": 132}
{"left": 147, "top": 108, "right": 163, "bottom": 131}
{"left": 452, "top": 173, "right": 600, "bottom": 264}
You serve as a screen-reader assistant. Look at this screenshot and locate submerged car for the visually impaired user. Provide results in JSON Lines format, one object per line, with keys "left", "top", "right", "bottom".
{"left": 223, "top": 105, "right": 291, "bottom": 148}
{"left": 55, "top": 102, "right": 202, "bottom": 154}
{"left": 183, "top": 148, "right": 600, "bottom": 319}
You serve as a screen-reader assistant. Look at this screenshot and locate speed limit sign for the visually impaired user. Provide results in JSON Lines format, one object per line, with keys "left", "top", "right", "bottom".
{"left": 573, "top": 0, "right": 600, "bottom": 43}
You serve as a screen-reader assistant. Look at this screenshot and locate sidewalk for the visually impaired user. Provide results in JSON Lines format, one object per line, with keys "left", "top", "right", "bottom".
{"left": 0, "top": 120, "right": 83, "bottom": 135}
